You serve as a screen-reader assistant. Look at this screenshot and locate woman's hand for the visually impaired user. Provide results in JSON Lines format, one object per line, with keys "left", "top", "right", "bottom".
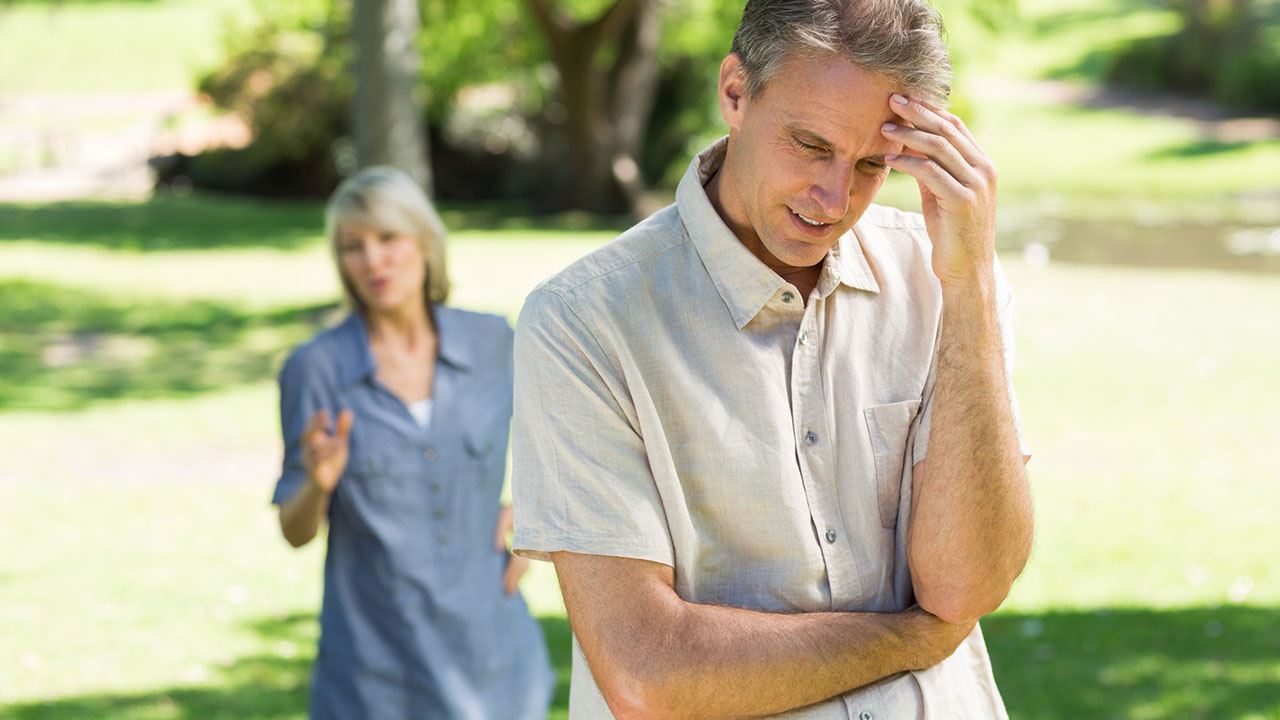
{"left": 494, "top": 503, "right": 530, "bottom": 595}
{"left": 301, "top": 408, "right": 354, "bottom": 494}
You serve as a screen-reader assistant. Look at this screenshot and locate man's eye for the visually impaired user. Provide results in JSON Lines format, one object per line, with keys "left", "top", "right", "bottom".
{"left": 792, "top": 137, "right": 822, "bottom": 152}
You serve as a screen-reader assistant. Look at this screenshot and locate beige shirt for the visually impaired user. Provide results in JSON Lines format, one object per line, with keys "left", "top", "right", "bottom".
{"left": 513, "top": 139, "right": 1028, "bottom": 719}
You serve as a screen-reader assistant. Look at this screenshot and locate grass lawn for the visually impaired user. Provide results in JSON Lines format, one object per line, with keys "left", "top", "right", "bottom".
{"left": 2, "top": 193, "right": 1279, "bottom": 719}
{"left": 0, "top": 0, "right": 253, "bottom": 94}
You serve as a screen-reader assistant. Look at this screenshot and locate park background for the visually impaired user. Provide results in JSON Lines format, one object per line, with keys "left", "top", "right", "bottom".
{"left": 1, "top": 0, "right": 1278, "bottom": 717}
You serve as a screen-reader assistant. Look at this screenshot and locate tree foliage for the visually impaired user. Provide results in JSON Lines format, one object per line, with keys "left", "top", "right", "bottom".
{"left": 1109, "top": 0, "right": 1280, "bottom": 112}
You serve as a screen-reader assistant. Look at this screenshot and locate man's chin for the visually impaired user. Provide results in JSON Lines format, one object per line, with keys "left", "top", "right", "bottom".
{"left": 770, "top": 235, "right": 836, "bottom": 270}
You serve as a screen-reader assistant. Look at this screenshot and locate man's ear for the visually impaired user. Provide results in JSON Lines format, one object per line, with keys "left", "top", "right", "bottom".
{"left": 718, "top": 53, "right": 749, "bottom": 129}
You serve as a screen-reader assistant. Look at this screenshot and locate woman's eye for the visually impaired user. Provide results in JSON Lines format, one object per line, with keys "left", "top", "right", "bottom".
{"left": 379, "top": 232, "right": 397, "bottom": 242}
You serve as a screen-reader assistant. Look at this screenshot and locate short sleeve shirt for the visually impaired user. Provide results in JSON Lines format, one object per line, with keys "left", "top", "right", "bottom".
{"left": 274, "top": 306, "right": 553, "bottom": 720}
{"left": 512, "top": 138, "right": 1029, "bottom": 719}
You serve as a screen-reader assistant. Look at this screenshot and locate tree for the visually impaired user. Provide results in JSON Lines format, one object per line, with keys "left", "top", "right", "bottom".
{"left": 352, "top": 0, "right": 432, "bottom": 193}
{"left": 524, "top": 0, "right": 662, "bottom": 214}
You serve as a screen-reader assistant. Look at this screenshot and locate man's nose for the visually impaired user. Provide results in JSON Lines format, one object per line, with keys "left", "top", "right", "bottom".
{"left": 810, "top": 162, "right": 853, "bottom": 220}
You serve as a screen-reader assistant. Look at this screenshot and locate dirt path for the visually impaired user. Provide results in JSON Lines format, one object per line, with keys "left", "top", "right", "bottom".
{"left": 970, "top": 76, "right": 1280, "bottom": 143}
{"left": 0, "top": 91, "right": 247, "bottom": 203}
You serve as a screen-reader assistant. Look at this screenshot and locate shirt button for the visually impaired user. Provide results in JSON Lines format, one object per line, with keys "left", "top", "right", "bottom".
{"left": 437, "top": 533, "right": 449, "bottom": 545}
{"left": 781, "top": 291, "right": 794, "bottom": 303}
{"left": 433, "top": 508, "right": 445, "bottom": 520}
{"left": 424, "top": 448, "right": 437, "bottom": 461}
{"left": 826, "top": 529, "right": 837, "bottom": 543}
{"left": 859, "top": 712, "right": 873, "bottom": 720}
{"left": 805, "top": 431, "right": 818, "bottom": 446}
{"left": 429, "top": 482, "right": 441, "bottom": 493}
{"left": 798, "top": 331, "right": 808, "bottom": 346}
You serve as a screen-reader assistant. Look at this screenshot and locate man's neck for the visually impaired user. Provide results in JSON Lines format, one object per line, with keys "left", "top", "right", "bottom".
{"left": 704, "top": 158, "right": 823, "bottom": 304}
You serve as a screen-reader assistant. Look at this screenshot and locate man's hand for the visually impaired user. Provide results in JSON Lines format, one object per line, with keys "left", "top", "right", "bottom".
{"left": 301, "top": 408, "right": 353, "bottom": 494}
{"left": 494, "top": 504, "right": 529, "bottom": 595}
{"left": 882, "top": 93, "right": 998, "bottom": 290}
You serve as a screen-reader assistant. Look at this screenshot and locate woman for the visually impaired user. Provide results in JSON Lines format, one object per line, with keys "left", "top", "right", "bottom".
{"left": 271, "top": 166, "right": 553, "bottom": 719}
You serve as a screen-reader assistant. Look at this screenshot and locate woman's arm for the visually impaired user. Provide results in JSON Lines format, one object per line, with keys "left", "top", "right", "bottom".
{"left": 278, "top": 408, "right": 353, "bottom": 547}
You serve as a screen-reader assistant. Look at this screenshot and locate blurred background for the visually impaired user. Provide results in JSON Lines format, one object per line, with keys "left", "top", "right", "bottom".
{"left": 1, "top": 0, "right": 1277, "bottom": 717}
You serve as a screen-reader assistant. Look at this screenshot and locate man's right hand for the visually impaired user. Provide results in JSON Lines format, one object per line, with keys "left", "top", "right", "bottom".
{"left": 899, "top": 604, "right": 978, "bottom": 670}
{"left": 301, "top": 408, "right": 354, "bottom": 494}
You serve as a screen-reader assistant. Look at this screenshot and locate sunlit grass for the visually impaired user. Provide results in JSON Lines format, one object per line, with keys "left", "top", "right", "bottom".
{"left": 2, "top": 209, "right": 1278, "bottom": 717}
{"left": 0, "top": 0, "right": 254, "bottom": 93}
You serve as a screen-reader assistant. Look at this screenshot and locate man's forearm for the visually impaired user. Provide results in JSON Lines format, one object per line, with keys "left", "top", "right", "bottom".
{"left": 555, "top": 553, "right": 972, "bottom": 720}
{"left": 908, "top": 278, "right": 1033, "bottom": 624}
{"left": 631, "top": 603, "right": 967, "bottom": 719}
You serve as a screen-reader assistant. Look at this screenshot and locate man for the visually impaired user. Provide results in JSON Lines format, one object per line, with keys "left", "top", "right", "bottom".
{"left": 512, "top": 0, "right": 1033, "bottom": 717}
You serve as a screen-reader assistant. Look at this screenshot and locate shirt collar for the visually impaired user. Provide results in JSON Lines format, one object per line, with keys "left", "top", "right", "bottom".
{"left": 334, "top": 305, "right": 472, "bottom": 387}
{"left": 334, "top": 312, "right": 377, "bottom": 387}
{"left": 676, "top": 138, "right": 879, "bottom": 330}
{"left": 432, "top": 305, "right": 474, "bottom": 370}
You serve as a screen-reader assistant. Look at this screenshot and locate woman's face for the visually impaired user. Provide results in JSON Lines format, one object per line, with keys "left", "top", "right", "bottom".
{"left": 336, "top": 222, "right": 427, "bottom": 315}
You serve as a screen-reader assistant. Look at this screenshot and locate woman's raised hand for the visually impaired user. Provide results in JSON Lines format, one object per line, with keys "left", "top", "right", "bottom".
{"left": 302, "top": 409, "right": 354, "bottom": 494}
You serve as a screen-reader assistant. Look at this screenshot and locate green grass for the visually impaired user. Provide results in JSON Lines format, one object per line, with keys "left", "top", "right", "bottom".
{"left": 2, "top": 194, "right": 1279, "bottom": 719}
{"left": 0, "top": 0, "right": 254, "bottom": 93}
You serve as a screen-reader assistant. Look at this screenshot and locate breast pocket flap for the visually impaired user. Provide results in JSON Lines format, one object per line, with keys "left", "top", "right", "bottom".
{"left": 863, "top": 399, "right": 920, "bottom": 529}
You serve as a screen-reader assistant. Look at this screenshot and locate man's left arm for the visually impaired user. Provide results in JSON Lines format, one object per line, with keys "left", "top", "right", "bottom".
{"left": 882, "top": 93, "right": 1034, "bottom": 626}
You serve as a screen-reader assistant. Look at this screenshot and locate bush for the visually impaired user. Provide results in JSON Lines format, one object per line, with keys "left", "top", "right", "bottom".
{"left": 1107, "top": 2, "right": 1280, "bottom": 114}
{"left": 176, "top": 19, "right": 351, "bottom": 197}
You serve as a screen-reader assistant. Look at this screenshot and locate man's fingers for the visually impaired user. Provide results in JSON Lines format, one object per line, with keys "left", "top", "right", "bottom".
{"left": 882, "top": 123, "right": 981, "bottom": 190}
{"left": 889, "top": 94, "right": 984, "bottom": 164}
{"left": 884, "top": 152, "right": 968, "bottom": 202}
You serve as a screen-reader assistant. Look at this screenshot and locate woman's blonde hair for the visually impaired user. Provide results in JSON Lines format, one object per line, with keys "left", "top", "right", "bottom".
{"left": 325, "top": 166, "right": 451, "bottom": 312}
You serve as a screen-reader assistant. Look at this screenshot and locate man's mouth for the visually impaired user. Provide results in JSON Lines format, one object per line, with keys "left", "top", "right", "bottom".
{"left": 790, "top": 208, "right": 832, "bottom": 227}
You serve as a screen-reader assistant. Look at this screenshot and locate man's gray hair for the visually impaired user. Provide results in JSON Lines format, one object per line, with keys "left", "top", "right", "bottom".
{"left": 730, "top": 0, "right": 952, "bottom": 105}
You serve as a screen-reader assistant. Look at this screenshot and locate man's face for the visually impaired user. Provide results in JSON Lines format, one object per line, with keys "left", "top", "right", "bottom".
{"left": 715, "top": 52, "right": 905, "bottom": 271}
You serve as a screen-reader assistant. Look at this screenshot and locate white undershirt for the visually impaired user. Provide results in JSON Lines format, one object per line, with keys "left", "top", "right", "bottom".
{"left": 407, "top": 398, "right": 433, "bottom": 429}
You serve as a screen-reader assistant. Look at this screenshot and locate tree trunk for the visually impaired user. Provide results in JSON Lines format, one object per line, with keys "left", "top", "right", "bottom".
{"left": 525, "top": 0, "right": 662, "bottom": 214}
{"left": 352, "top": 0, "right": 433, "bottom": 194}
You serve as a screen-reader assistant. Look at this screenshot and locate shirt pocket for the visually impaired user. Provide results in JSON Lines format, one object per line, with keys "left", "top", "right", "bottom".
{"left": 344, "top": 447, "right": 411, "bottom": 509}
{"left": 462, "top": 425, "right": 500, "bottom": 478}
{"left": 863, "top": 399, "right": 919, "bottom": 529}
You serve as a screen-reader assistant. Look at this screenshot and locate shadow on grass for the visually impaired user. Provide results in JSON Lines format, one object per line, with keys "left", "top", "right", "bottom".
{"left": 0, "top": 278, "right": 337, "bottom": 411}
{"left": 0, "top": 613, "right": 316, "bottom": 720}
{"left": 0, "top": 196, "right": 630, "bottom": 254}
{"left": 540, "top": 615, "right": 572, "bottom": 718}
{"left": 1148, "top": 138, "right": 1256, "bottom": 159}
{"left": 438, "top": 202, "right": 634, "bottom": 235}
{"left": 0, "top": 196, "right": 323, "bottom": 252}
{"left": 0, "top": 613, "right": 571, "bottom": 720}
{"left": 986, "top": 605, "right": 1280, "bottom": 720}
{"left": 2, "top": 606, "right": 1274, "bottom": 719}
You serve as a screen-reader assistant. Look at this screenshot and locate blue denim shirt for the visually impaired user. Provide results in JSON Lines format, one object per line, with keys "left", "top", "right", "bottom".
{"left": 274, "top": 306, "right": 553, "bottom": 720}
